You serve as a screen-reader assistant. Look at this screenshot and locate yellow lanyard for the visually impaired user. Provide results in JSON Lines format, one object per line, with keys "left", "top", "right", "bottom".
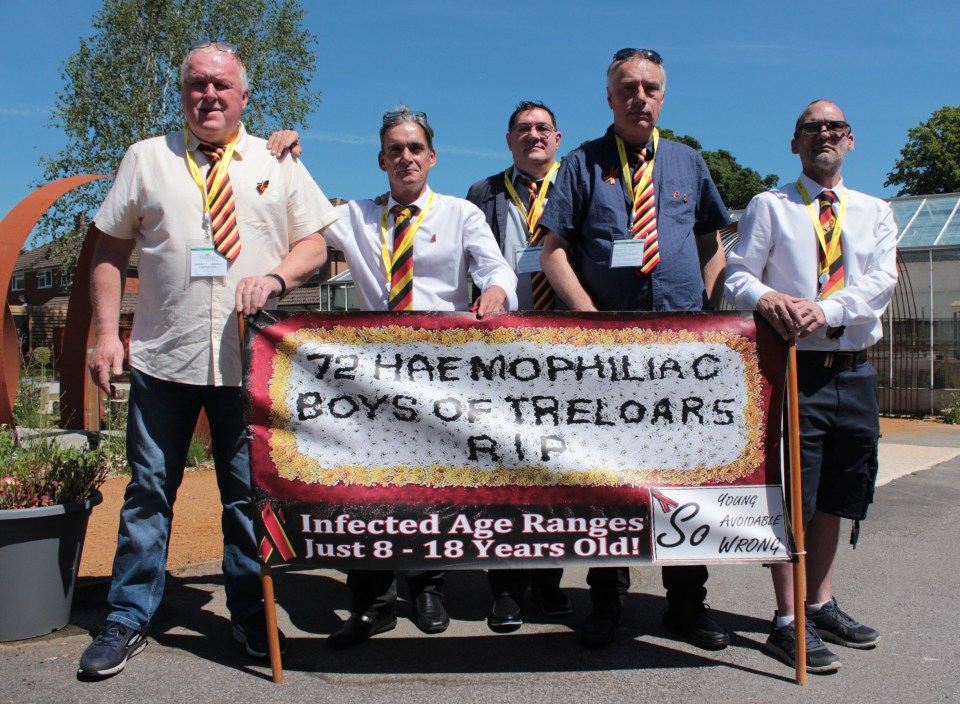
{"left": 797, "top": 179, "right": 847, "bottom": 277}
{"left": 502, "top": 162, "right": 560, "bottom": 236}
{"left": 616, "top": 128, "right": 659, "bottom": 204}
{"left": 379, "top": 191, "right": 436, "bottom": 283}
{"left": 184, "top": 126, "right": 240, "bottom": 220}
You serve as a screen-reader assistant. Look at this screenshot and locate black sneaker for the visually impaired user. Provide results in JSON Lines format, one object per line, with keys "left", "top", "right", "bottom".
{"left": 77, "top": 621, "right": 148, "bottom": 678}
{"left": 808, "top": 598, "right": 880, "bottom": 649}
{"left": 765, "top": 616, "right": 840, "bottom": 673}
{"left": 232, "top": 611, "right": 287, "bottom": 658}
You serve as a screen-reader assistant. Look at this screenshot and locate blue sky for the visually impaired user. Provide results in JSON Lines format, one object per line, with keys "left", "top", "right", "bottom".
{"left": 2, "top": 0, "right": 958, "bottom": 240}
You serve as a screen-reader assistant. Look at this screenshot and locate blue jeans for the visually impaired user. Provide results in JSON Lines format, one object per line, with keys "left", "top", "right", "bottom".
{"left": 106, "top": 369, "right": 262, "bottom": 630}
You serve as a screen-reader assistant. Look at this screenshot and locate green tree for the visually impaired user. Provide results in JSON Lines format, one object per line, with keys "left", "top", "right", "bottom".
{"left": 658, "top": 128, "right": 778, "bottom": 210}
{"left": 885, "top": 106, "right": 960, "bottom": 196}
{"left": 34, "top": 0, "right": 320, "bottom": 262}
{"left": 700, "top": 149, "right": 779, "bottom": 210}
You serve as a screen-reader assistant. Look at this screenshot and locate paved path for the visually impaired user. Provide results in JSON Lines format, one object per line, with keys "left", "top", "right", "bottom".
{"left": 3, "top": 424, "right": 959, "bottom": 704}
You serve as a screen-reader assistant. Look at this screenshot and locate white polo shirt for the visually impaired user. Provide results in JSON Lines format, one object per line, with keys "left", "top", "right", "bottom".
{"left": 94, "top": 124, "right": 338, "bottom": 386}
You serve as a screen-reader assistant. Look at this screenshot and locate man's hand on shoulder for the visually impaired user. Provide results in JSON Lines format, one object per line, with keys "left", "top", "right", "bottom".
{"left": 472, "top": 286, "right": 507, "bottom": 319}
{"left": 266, "top": 130, "right": 302, "bottom": 159}
{"left": 757, "top": 291, "right": 825, "bottom": 339}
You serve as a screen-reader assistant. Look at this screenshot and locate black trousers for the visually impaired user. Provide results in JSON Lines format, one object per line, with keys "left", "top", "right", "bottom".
{"left": 586, "top": 565, "right": 708, "bottom": 608}
{"left": 346, "top": 570, "right": 445, "bottom": 615}
{"left": 487, "top": 568, "right": 564, "bottom": 600}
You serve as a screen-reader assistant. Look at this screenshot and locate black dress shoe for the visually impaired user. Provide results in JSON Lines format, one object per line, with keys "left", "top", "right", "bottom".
{"left": 531, "top": 585, "right": 573, "bottom": 616}
{"left": 662, "top": 603, "right": 731, "bottom": 650}
{"left": 328, "top": 611, "right": 397, "bottom": 649}
{"left": 413, "top": 592, "right": 450, "bottom": 634}
{"left": 579, "top": 605, "right": 621, "bottom": 648}
{"left": 487, "top": 594, "right": 523, "bottom": 633}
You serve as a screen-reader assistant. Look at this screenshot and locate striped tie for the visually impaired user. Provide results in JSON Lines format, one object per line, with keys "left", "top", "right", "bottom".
{"left": 818, "top": 190, "right": 845, "bottom": 339}
{"left": 389, "top": 204, "right": 417, "bottom": 311}
{"left": 631, "top": 148, "right": 659, "bottom": 274}
{"left": 197, "top": 143, "right": 241, "bottom": 262}
{"left": 519, "top": 176, "right": 554, "bottom": 311}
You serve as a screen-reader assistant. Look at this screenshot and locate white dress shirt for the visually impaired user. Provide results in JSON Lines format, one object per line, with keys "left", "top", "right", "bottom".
{"left": 502, "top": 167, "right": 558, "bottom": 311}
{"left": 725, "top": 173, "right": 898, "bottom": 352}
{"left": 324, "top": 187, "right": 518, "bottom": 312}
{"left": 94, "top": 125, "right": 338, "bottom": 386}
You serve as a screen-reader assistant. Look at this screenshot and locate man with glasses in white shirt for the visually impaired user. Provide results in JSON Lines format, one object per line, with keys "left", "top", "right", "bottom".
{"left": 726, "top": 99, "right": 897, "bottom": 673}
{"left": 466, "top": 101, "right": 572, "bottom": 633}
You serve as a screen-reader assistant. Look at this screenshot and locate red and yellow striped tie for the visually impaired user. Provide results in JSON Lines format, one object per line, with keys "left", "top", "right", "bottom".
{"left": 519, "top": 176, "right": 554, "bottom": 311}
{"left": 198, "top": 143, "right": 241, "bottom": 262}
{"left": 389, "top": 204, "right": 417, "bottom": 311}
{"left": 818, "top": 190, "right": 843, "bottom": 297}
{"left": 631, "top": 148, "right": 659, "bottom": 274}
{"left": 818, "top": 189, "right": 845, "bottom": 339}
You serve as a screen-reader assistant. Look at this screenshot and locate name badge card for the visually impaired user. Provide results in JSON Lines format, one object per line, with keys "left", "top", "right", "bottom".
{"left": 515, "top": 246, "right": 544, "bottom": 274}
{"left": 191, "top": 246, "right": 229, "bottom": 277}
{"left": 610, "top": 239, "right": 645, "bottom": 268}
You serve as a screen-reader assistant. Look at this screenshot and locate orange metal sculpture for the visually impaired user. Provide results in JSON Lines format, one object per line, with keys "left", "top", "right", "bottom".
{"left": 0, "top": 175, "right": 109, "bottom": 427}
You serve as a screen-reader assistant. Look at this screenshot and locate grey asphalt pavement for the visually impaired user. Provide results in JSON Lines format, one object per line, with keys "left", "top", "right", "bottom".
{"left": 3, "top": 425, "right": 959, "bottom": 704}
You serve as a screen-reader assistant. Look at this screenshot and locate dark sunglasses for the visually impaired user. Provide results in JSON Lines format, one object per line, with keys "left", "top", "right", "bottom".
{"left": 613, "top": 48, "right": 663, "bottom": 65}
{"left": 188, "top": 40, "right": 241, "bottom": 58}
{"left": 795, "top": 120, "right": 851, "bottom": 138}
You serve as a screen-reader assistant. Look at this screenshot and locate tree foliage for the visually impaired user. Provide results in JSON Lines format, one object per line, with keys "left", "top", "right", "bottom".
{"left": 35, "top": 0, "right": 320, "bottom": 260}
{"left": 658, "top": 128, "right": 778, "bottom": 210}
{"left": 885, "top": 106, "right": 960, "bottom": 196}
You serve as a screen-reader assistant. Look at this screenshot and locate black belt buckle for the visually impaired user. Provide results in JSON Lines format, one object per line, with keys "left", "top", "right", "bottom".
{"left": 823, "top": 351, "right": 863, "bottom": 370}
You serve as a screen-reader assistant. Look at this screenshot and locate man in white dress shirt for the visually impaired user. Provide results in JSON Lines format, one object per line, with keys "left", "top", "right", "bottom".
{"left": 320, "top": 105, "right": 517, "bottom": 648}
{"left": 726, "top": 99, "right": 897, "bottom": 674}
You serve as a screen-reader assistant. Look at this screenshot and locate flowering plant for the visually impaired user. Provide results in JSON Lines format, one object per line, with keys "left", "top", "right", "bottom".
{"left": 0, "top": 425, "right": 114, "bottom": 510}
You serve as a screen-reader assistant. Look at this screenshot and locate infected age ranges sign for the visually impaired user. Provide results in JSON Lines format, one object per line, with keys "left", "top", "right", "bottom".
{"left": 244, "top": 311, "right": 791, "bottom": 570}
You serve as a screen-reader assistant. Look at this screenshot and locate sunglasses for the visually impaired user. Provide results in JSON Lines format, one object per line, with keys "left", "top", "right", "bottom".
{"left": 383, "top": 110, "right": 428, "bottom": 124}
{"left": 795, "top": 120, "right": 851, "bottom": 138}
{"left": 188, "top": 40, "right": 241, "bottom": 58}
{"left": 613, "top": 48, "right": 663, "bottom": 65}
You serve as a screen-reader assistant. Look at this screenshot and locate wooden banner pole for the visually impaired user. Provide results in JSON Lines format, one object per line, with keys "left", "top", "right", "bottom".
{"left": 239, "top": 312, "right": 284, "bottom": 683}
{"left": 261, "top": 563, "right": 284, "bottom": 683}
{"left": 786, "top": 340, "right": 807, "bottom": 685}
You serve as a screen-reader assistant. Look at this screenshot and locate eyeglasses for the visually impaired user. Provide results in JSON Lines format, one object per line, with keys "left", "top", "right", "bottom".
{"left": 383, "top": 110, "right": 428, "bottom": 124}
{"left": 188, "top": 40, "right": 241, "bottom": 58}
{"left": 613, "top": 48, "right": 663, "bottom": 65}
{"left": 512, "top": 121, "right": 556, "bottom": 137}
{"left": 795, "top": 120, "right": 851, "bottom": 138}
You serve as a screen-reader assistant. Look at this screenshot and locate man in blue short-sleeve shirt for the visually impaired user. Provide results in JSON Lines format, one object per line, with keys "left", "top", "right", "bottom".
{"left": 539, "top": 48, "right": 731, "bottom": 652}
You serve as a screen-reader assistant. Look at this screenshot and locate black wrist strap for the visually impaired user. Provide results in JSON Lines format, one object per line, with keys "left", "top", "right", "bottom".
{"left": 265, "top": 272, "right": 287, "bottom": 298}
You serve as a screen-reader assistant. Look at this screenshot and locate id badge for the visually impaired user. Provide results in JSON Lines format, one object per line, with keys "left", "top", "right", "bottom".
{"left": 515, "top": 246, "right": 544, "bottom": 274}
{"left": 191, "top": 246, "right": 228, "bottom": 277}
{"left": 610, "top": 239, "right": 645, "bottom": 268}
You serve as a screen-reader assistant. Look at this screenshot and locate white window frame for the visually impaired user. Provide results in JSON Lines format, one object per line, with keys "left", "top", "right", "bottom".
{"left": 11, "top": 273, "right": 24, "bottom": 291}
{"left": 36, "top": 269, "right": 54, "bottom": 289}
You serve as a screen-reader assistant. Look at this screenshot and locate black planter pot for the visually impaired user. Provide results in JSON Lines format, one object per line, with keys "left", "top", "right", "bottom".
{"left": 0, "top": 490, "right": 103, "bottom": 641}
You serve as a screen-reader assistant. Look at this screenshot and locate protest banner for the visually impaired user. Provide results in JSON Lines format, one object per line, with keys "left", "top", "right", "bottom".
{"left": 245, "top": 310, "right": 790, "bottom": 571}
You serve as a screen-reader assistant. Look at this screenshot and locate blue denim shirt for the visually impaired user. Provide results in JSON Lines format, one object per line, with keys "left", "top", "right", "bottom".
{"left": 540, "top": 126, "right": 730, "bottom": 312}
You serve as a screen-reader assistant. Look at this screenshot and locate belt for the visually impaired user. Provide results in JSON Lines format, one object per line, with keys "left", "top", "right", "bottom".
{"left": 796, "top": 350, "right": 868, "bottom": 370}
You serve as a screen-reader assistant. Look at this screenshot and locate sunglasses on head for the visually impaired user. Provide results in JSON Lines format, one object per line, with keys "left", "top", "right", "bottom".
{"left": 613, "top": 48, "right": 663, "bottom": 65}
{"left": 188, "top": 40, "right": 241, "bottom": 58}
{"left": 383, "top": 110, "right": 428, "bottom": 124}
